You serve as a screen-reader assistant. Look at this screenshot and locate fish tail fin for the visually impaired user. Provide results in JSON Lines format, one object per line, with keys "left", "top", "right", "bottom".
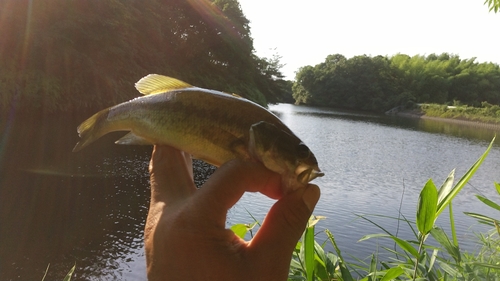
{"left": 73, "top": 108, "right": 111, "bottom": 152}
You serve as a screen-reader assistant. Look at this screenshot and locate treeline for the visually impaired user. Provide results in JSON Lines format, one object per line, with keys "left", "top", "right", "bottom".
{"left": 292, "top": 53, "right": 500, "bottom": 112}
{"left": 0, "top": 0, "right": 290, "bottom": 114}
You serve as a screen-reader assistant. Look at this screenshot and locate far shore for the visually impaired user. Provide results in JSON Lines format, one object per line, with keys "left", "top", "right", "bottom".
{"left": 397, "top": 110, "right": 500, "bottom": 131}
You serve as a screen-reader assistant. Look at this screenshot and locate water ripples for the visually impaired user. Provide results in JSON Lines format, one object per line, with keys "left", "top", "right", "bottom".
{"left": 2, "top": 104, "right": 500, "bottom": 280}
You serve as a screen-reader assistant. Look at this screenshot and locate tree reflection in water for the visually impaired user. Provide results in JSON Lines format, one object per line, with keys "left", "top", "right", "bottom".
{"left": 0, "top": 113, "right": 215, "bottom": 281}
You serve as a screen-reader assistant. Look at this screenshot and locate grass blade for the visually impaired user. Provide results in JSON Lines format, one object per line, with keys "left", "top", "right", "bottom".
{"left": 304, "top": 223, "right": 315, "bottom": 281}
{"left": 476, "top": 194, "right": 500, "bottom": 212}
{"left": 430, "top": 227, "right": 460, "bottom": 263}
{"left": 436, "top": 137, "right": 495, "bottom": 217}
{"left": 464, "top": 212, "right": 499, "bottom": 225}
{"left": 41, "top": 264, "right": 50, "bottom": 281}
{"left": 62, "top": 264, "right": 76, "bottom": 281}
{"left": 359, "top": 233, "right": 419, "bottom": 258}
{"left": 438, "top": 169, "right": 455, "bottom": 205}
{"left": 380, "top": 266, "right": 405, "bottom": 281}
{"left": 448, "top": 203, "right": 458, "bottom": 247}
{"left": 325, "top": 229, "right": 355, "bottom": 281}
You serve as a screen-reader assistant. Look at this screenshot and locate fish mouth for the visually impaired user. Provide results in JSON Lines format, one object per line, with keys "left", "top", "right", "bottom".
{"left": 296, "top": 165, "right": 324, "bottom": 184}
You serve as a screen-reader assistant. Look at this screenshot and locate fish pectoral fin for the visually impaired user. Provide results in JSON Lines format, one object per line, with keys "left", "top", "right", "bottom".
{"left": 230, "top": 138, "right": 252, "bottom": 160}
{"left": 115, "top": 132, "right": 153, "bottom": 145}
{"left": 135, "top": 74, "right": 193, "bottom": 95}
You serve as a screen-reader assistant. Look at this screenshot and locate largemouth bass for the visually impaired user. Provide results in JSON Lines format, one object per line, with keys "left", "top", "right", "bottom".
{"left": 73, "top": 74, "right": 323, "bottom": 192}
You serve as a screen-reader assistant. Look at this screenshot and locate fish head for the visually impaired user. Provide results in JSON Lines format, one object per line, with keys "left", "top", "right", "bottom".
{"left": 249, "top": 121, "right": 324, "bottom": 192}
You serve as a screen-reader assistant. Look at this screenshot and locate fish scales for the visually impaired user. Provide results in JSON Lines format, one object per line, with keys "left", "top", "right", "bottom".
{"left": 135, "top": 89, "right": 287, "bottom": 165}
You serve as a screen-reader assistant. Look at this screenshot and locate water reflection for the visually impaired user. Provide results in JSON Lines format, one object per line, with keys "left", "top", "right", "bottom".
{"left": 264, "top": 104, "right": 500, "bottom": 264}
{"left": 271, "top": 104, "right": 499, "bottom": 143}
{"left": 0, "top": 111, "right": 217, "bottom": 280}
{"left": 1, "top": 105, "right": 500, "bottom": 280}
{"left": 1, "top": 113, "right": 142, "bottom": 281}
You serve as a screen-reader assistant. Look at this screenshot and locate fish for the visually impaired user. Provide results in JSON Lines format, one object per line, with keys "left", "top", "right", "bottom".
{"left": 73, "top": 74, "right": 324, "bottom": 192}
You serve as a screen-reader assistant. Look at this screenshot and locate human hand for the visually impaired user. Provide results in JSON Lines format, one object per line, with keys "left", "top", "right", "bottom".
{"left": 144, "top": 145, "right": 320, "bottom": 281}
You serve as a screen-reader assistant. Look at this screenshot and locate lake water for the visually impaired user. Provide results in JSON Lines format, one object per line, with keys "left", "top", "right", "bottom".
{"left": 1, "top": 104, "right": 499, "bottom": 280}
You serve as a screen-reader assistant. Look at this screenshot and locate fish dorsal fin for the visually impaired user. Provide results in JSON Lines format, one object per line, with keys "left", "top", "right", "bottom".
{"left": 135, "top": 74, "right": 193, "bottom": 95}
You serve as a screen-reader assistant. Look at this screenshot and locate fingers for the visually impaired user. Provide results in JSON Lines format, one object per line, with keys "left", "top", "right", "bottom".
{"left": 193, "top": 159, "right": 282, "bottom": 228}
{"left": 249, "top": 184, "right": 320, "bottom": 261}
{"left": 149, "top": 145, "right": 196, "bottom": 205}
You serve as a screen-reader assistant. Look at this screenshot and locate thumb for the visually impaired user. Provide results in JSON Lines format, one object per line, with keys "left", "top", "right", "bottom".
{"left": 250, "top": 184, "right": 320, "bottom": 259}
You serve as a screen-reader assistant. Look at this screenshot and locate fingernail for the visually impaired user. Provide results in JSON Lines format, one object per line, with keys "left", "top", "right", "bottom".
{"left": 302, "top": 185, "right": 320, "bottom": 212}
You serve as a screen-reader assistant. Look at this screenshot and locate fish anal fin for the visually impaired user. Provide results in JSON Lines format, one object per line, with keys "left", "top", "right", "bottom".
{"left": 115, "top": 132, "right": 153, "bottom": 145}
{"left": 135, "top": 74, "right": 193, "bottom": 95}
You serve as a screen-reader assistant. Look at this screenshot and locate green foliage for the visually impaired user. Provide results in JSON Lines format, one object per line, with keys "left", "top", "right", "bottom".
{"left": 0, "top": 0, "right": 289, "bottom": 114}
{"left": 416, "top": 180, "right": 438, "bottom": 236}
{"left": 288, "top": 216, "right": 355, "bottom": 281}
{"left": 485, "top": 0, "right": 500, "bottom": 12}
{"left": 421, "top": 103, "right": 500, "bottom": 123}
{"left": 465, "top": 182, "right": 500, "bottom": 230}
{"left": 293, "top": 53, "right": 500, "bottom": 112}
{"left": 287, "top": 138, "right": 499, "bottom": 280}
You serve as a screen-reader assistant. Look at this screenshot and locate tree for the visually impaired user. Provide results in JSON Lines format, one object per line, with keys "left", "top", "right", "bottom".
{"left": 485, "top": 0, "right": 500, "bottom": 12}
{"left": 0, "top": 0, "right": 287, "bottom": 113}
{"left": 292, "top": 53, "right": 500, "bottom": 112}
{"left": 292, "top": 66, "right": 316, "bottom": 104}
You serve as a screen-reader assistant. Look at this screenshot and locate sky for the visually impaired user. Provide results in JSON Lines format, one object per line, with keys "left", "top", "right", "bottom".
{"left": 237, "top": 0, "right": 500, "bottom": 80}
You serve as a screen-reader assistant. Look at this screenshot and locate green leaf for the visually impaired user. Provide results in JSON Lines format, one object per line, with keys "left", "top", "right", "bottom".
{"left": 495, "top": 182, "right": 500, "bottom": 195}
{"left": 303, "top": 225, "right": 315, "bottom": 281}
{"left": 437, "top": 169, "right": 455, "bottom": 205}
{"left": 380, "top": 266, "right": 405, "bottom": 281}
{"left": 476, "top": 194, "right": 500, "bottom": 212}
{"left": 359, "top": 234, "right": 419, "bottom": 258}
{"left": 470, "top": 262, "right": 500, "bottom": 270}
{"left": 391, "top": 236, "right": 420, "bottom": 258}
{"left": 369, "top": 254, "right": 378, "bottom": 279}
{"left": 314, "top": 251, "right": 329, "bottom": 281}
{"left": 325, "top": 229, "right": 355, "bottom": 281}
{"left": 338, "top": 260, "right": 355, "bottom": 281}
{"left": 437, "top": 261, "right": 460, "bottom": 277}
{"left": 358, "top": 233, "right": 384, "bottom": 242}
{"left": 230, "top": 224, "right": 248, "bottom": 239}
{"left": 464, "top": 212, "right": 499, "bottom": 225}
{"left": 428, "top": 248, "right": 438, "bottom": 273}
{"left": 430, "top": 227, "right": 460, "bottom": 263}
{"left": 313, "top": 240, "right": 327, "bottom": 268}
{"left": 436, "top": 137, "right": 495, "bottom": 217}
{"left": 308, "top": 215, "right": 326, "bottom": 228}
{"left": 63, "top": 264, "right": 76, "bottom": 281}
{"left": 325, "top": 252, "right": 338, "bottom": 276}
{"left": 448, "top": 203, "right": 458, "bottom": 247}
{"left": 417, "top": 179, "right": 438, "bottom": 235}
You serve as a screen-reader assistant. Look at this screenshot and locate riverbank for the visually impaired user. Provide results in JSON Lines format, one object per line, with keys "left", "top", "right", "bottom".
{"left": 396, "top": 109, "right": 500, "bottom": 131}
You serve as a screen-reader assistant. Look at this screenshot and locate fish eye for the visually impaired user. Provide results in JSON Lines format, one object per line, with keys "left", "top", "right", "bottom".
{"left": 297, "top": 143, "right": 310, "bottom": 159}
